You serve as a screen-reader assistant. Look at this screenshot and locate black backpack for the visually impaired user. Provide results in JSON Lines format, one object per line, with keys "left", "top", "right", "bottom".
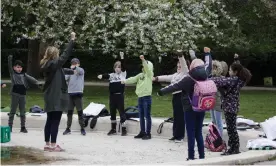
{"left": 84, "top": 108, "right": 110, "bottom": 129}
{"left": 125, "top": 106, "right": 139, "bottom": 120}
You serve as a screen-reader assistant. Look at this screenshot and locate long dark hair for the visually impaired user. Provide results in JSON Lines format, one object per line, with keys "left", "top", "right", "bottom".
{"left": 230, "top": 63, "right": 252, "bottom": 84}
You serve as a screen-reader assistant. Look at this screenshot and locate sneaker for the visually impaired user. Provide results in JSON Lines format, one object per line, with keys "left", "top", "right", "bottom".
{"left": 134, "top": 132, "right": 146, "bottom": 139}
{"left": 107, "top": 129, "right": 116, "bottom": 136}
{"left": 44, "top": 145, "right": 51, "bottom": 151}
{"left": 174, "top": 138, "right": 183, "bottom": 143}
{"left": 63, "top": 128, "right": 71, "bottom": 135}
{"left": 169, "top": 137, "right": 176, "bottom": 141}
{"left": 121, "top": 127, "right": 127, "bottom": 136}
{"left": 81, "top": 129, "right": 86, "bottom": 136}
{"left": 49, "top": 145, "right": 65, "bottom": 152}
{"left": 142, "top": 134, "right": 151, "bottom": 140}
{"left": 20, "top": 127, "right": 28, "bottom": 133}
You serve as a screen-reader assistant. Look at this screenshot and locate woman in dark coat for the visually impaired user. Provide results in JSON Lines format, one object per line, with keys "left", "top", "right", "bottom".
{"left": 40, "top": 32, "right": 76, "bottom": 152}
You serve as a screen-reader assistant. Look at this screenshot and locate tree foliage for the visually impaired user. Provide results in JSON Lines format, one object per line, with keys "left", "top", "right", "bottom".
{"left": 2, "top": 0, "right": 240, "bottom": 55}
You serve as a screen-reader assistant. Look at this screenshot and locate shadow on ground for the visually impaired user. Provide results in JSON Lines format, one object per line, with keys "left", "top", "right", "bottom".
{"left": 1, "top": 146, "right": 69, "bottom": 165}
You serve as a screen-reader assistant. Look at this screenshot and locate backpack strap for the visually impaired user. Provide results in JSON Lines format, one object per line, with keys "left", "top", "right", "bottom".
{"left": 188, "top": 74, "right": 197, "bottom": 82}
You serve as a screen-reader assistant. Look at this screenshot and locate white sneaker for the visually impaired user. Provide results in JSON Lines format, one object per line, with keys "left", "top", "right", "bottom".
{"left": 175, "top": 139, "right": 183, "bottom": 143}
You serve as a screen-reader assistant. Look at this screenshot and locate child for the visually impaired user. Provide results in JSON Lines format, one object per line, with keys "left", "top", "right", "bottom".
{"left": 63, "top": 58, "right": 86, "bottom": 136}
{"left": 158, "top": 47, "right": 212, "bottom": 160}
{"left": 210, "top": 60, "right": 252, "bottom": 156}
{"left": 122, "top": 55, "right": 154, "bottom": 140}
{"left": 153, "top": 50, "right": 189, "bottom": 142}
{"left": 8, "top": 55, "right": 41, "bottom": 133}
{"left": 97, "top": 52, "right": 127, "bottom": 136}
{"left": 40, "top": 32, "right": 76, "bottom": 152}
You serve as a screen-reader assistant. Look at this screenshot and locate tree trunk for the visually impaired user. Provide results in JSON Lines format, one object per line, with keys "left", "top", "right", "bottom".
{"left": 27, "top": 40, "right": 48, "bottom": 78}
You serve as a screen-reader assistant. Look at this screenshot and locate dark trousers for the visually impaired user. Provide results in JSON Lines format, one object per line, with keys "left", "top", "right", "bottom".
{"left": 138, "top": 96, "right": 152, "bottom": 134}
{"left": 225, "top": 111, "right": 240, "bottom": 152}
{"left": 44, "top": 111, "right": 62, "bottom": 143}
{"left": 8, "top": 95, "right": 26, "bottom": 127}
{"left": 67, "top": 95, "right": 85, "bottom": 129}
{"left": 110, "top": 94, "right": 126, "bottom": 124}
{"left": 185, "top": 111, "right": 205, "bottom": 159}
{"left": 172, "top": 93, "right": 185, "bottom": 139}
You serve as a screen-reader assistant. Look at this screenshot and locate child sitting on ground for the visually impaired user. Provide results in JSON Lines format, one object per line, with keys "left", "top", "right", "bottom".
{"left": 122, "top": 55, "right": 154, "bottom": 140}
{"left": 97, "top": 52, "right": 127, "bottom": 136}
{"left": 8, "top": 55, "right": 41, "bottom": 133}
{"left": 63, "top": 58, "right": 86, "bottom": 136}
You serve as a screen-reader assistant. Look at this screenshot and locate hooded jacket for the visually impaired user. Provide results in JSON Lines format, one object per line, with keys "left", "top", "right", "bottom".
{"left": 125, "top": 59, "right": 153, "bottom": 97}
{"left": 158, "top": 52, "right": 212, "bottom": 112}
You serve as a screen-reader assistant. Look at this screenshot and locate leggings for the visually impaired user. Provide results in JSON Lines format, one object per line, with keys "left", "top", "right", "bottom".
{"left": 225, "top": 111, "right": 240, "bottom": 152}
{"left": 44, "top": 111, "right": 63, "bottom": 143}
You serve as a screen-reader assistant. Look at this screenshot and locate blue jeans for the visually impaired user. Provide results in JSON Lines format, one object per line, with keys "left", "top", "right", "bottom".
{"left": 210, "top": 110, "right": 223, "bottom": 136}
{"left": 185, "top": 111, "right": 205, "bottom": 159}
{"left": 138, "top": 96, "right": 152, "bottom": 134}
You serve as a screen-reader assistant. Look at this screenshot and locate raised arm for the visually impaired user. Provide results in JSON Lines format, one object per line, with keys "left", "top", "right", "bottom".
{"left": 234, "top": 53, "right": 240, "bottom": 64}
{"left": 57, "top": 32, "right": 76, "bottom": 67}
{"left": 204, "top": 51, "right": 212, "bottom": 77}
{"left": 119, "top": 52, "right": 126, "bottom": 72}
{"left": 179, "top": 55, "right": 189, "bottom": 74}
{"left": 8, "top": 55, "right": 14, "bottom": 76}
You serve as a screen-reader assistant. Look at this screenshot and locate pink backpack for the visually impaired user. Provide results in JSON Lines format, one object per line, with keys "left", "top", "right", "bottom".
{"left": 205, "top": 123, "right": 227, "bottom": 152}
{"left": 188, "top": 75, "right": 217, "bottom": 112}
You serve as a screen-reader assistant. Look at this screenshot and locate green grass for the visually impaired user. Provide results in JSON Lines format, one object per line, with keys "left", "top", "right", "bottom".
{"left": 1, "top": 85, "right": 276, "bottom": 122}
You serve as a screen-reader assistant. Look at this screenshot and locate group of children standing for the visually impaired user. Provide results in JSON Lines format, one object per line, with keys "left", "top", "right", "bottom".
{"left": 6, "top": 31, "right": 252, "bottom": 157}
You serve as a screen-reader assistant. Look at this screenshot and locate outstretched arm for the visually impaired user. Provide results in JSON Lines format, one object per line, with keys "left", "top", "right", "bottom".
{"left": 25, "top": 74, "right": 40, "bottom": 86}
{"left": 158, "top": 76, "right": 191, "bottom": 96}
{"left": 63, "top": 68, "right": 75, "bottom": 75}
{"left": 125, "top": 74, "right": 140, "bottom": 84}
{"left": 210, "top": 76, "right": 235, "bottom": 88}
{"left": 155, "top": 74, "right": 173, "bottom": 83}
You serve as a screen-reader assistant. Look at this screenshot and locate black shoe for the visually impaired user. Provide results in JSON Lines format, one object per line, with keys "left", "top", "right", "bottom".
{"left": 121, "top": 127, "right": 127, "bottom": 136}
{"left": 134, "top": 132, "right": 146, "bottom": 139}
{"left": 142, "top": 134, "right": 151, "bottom": 140}
{"left": 107, "top": 129, "right": 116, "bottom": 136}
{"left": 81, "top": 129, "right": 86, "bottom": 136}
{"left": 169, "top": 137, "right": 176, "bottom": 141}
{"left": 221, "top": 150, "right": 240, "bottom": 156}
{"left": 63, "top": 128, "right": 71, "bottom": 135}
{"left": 20, "top": 127, "right": 28, "bottom": 133}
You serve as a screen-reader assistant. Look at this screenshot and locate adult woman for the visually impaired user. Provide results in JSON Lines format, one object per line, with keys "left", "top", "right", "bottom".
{"left": 40, "top": 32, "right": 76, "bottom": 152}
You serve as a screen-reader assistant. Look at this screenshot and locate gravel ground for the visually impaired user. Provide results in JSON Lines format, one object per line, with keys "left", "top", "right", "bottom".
{"left": 4, "top": 129, "right": 225, "bottom": 165}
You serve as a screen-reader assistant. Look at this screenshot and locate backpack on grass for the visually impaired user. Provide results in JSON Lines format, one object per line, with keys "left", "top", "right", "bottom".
{"left": 205, "top": 123, "right": 226, "bottom": 152}
{"left": 188, "top": 75, "right": 217, "bottom": 112}
{"left": 125, "top": 106, "right": 139, "bottom": 119}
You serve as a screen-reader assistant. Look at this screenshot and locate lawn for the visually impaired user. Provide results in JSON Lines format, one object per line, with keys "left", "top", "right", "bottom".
{"left": 1, "top": 85, "right": 276, "bottom": 122}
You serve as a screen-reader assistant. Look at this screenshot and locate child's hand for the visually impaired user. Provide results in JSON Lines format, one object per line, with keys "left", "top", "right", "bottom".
{"left": 70, "top": 65, "right": 76, "bottom": 69}
{"left": 121, "top": 80, "right": 125, "bottom": 84}
{"left": 1, "top": 84, "right": 6, "bottom": 88}
{"left": 140, "top": 55, "right": 145, "bottom": 60}
{"left": 71, "top": 32, "right": 76, "bottom": 40}
{"left": 120, "top": 52, "right": 124, "bottom": 59}
{"left": 97, "top": 75, "right": 102, "bottom": 79}
{"left": 234, "top": 53, "right": 239, "bottom": 59}
{"left": 204, "top": 47, "right": 211, "bottom": 53}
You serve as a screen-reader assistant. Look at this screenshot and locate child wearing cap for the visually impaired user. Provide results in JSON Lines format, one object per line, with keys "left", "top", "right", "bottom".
{"left": 63, "top": 58, "right": 86, "bottom": 136}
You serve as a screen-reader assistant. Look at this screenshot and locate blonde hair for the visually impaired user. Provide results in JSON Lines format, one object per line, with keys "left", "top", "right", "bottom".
{"left": 212, "top": 60, "right": 223, "bottom": 76}
{"left": 220, "top": 61, "right": 228, "bottom": 76}
{"left": 114, "top": 61, "right": 121, "bottom": 69}
{"left": 190, "top": 58, "right": 204, "bottom": 70}
{"left": 40, "top": 46, "right": 60, "bottom": 66}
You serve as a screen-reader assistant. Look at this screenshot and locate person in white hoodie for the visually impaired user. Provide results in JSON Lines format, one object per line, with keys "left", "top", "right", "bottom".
{"left": 153, "top": 50, "right": 189, "bottom": 143}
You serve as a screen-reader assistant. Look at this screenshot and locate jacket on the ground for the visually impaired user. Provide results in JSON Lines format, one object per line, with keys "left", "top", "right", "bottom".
{"left": 156, "top": 56, "right": 189, "bottom": 94}
{"left": 41, "top": 40, "right": 74, "bottom": 112}
{"left": 125, "top": 59, "right": 153, "bottom": 98}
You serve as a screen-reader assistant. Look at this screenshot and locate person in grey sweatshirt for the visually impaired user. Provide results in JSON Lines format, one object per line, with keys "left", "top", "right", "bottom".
{"left": 8, "top": 55, "right": 41, "bottom": 133}
{"left": 63, "top": 58, "right": 86, "bottom": 136}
